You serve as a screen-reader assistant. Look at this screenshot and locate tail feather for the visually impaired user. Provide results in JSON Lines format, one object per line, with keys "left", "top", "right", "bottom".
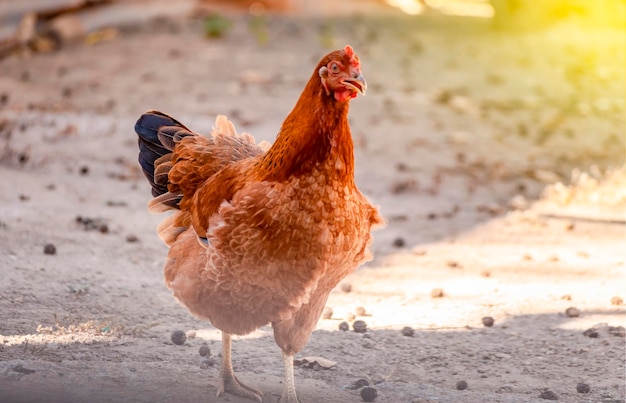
{"left": 148, "top": 192, "right": 182, "bottom": 213}
{"left": 154, "top": 161, "right": 172, "bottom": 188}
{"left": 213, "top": 115, "right": 237, "bottom": 137}
{"left": 135, "top": 110, "right": 190, "bottom": 146}
{"left": 135, "top": 110, "right": 195, "bottom": 202}
{"left": 156, "top": 214, "right": 187, "bottom": 247}
{"left": 138, "top": 141, "right": 166, "bottom": 174}
{"left": 157, "top": 126, "right": 195, "bottom": 150}
{"left": 136, "top": 111, "right": 266, "bottom": 246}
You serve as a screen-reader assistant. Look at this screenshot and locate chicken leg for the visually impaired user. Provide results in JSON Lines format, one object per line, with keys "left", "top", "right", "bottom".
{"left": 216, "top": 332, "right": 263, "bottom": 402}
{"left": 280, "top": 352, "right": 300, "bottom": 403}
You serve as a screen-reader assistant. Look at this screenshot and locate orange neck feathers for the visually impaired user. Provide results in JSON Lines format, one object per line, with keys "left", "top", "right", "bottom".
{"left": 259, "top": 64, "right": 355, "bottom": 184}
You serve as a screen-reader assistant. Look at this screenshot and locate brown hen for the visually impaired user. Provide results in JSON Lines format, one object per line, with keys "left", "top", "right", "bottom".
{"left": 135, "top": 45, "right": 382, "bottom": 403}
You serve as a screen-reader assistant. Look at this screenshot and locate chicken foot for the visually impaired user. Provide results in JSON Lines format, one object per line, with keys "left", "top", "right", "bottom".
{"left": 216, "top": 332, "right": 263, "bottom": 402}
{"left": 280, "top": 352, "right": 300, "bottom": 403}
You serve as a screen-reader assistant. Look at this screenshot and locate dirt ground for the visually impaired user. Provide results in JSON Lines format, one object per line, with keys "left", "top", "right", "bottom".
{"left": 1, "top": 1, "right": 625, "bottom": 402}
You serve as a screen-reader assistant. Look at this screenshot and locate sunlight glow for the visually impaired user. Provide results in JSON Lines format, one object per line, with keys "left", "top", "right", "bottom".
{"left": 426, "top": 0, "right": 494, "bottom": 17}
{"left": 385, "top": 0, "right": 425, "bottom": 15}
{"left": 385, "top": 0, "right": 494, "bottom": 17}
{"left": 1, "top": 332, "right": 114, "bottom": 346}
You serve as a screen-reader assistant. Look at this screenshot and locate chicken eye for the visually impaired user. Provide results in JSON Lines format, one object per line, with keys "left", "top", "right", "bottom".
{"left": 329, "top": 63, "right": 340, "bottom": 74}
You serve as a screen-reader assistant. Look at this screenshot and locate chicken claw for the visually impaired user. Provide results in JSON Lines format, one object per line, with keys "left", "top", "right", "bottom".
{"left": 217, "top": 372, "right": 263, "bottom": 402}
{"left": 217, "top": 332, "right": 263, "bottom": 402}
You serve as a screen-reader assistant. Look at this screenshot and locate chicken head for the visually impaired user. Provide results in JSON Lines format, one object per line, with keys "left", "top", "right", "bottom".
{"left": 318, "top": 45, "right": 367, "bottom": 103}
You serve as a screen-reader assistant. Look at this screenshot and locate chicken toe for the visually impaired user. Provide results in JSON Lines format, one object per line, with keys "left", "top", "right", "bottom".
{"left": 217, "top": 372, "right": 263, "bottom": 402}
{"left": 216, "top": 332, "right": 263, "bottom": 402}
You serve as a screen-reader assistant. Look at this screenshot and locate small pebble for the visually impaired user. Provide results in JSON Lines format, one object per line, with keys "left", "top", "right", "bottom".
{"left": 350, "top": 378, "right": 370, "bottom": 389}
{"left": 79, "top": 166, "right": 89, "bottom": 175}
{"left": 360, "top": 386, "right": 377, "bottom": 402}
{"left": 576, "top": 382, "right": 590, "bottom": 394}
{"left": 339, "top": 321, "right": 349, "bottom": 331}
{"left": 171, "top": 330, "right": 187, "bottom": 345}
{"left": 106, "top": 200, "right": 128, "bottom": 207}
{"left": 456, "top": 380, "right": 468, "bottom": 390}
{"left": 201, "top": 357, "right": 216, "bottom": 368}
{"left": 199, "top": 344, "right": 211, "bottom": 357}
{"left": 395, "top": 162, "right": 409, "bottom": 172}
{"left": 340, "top": 282, "right": 352, "bottom": 293}
{"left": 322, "top": 306, "right": 333, "bottom": 320}
{"left": 608, "top": 326, "right": 625, "bottom": 337}
{"left": 565, "top": 307, "right": 580, "bottom": 317}
{"left": 353, "top": 320, "right": 367, "bottom": 333}
{"left": 345, "top": 312, "right": 356, "bottom": 322}
{"left": 355, "top": 306, "right": 367, "bottom": 316}
{"left": 482, "top": 316, "right": 495, "bottom": 327}
{"left": 401, "top": 326, "right": 414, "bottom": 337}
{"left": 583, "top": 328, "right": 599, "bottom": 338}
{"left": 430, "top": 288, "right": 444, "bottom": 298}
{"left": 446, "top": 260, "right": 460, "bottom": 268}
{"left": 390, "top": 179, "right": 417, "bottom": 195}
{"left": 480, "top": 270, "right": 491, "bottom": 278}
{"left": 43, "top": 243, "right": 57, "bottom": 255}
{"left": 126, "top": 234, "right": 139, "bottom": 243}
{"left": 392, "top": 237, "right": 405, "bottom": 248}
{"left": 611, "top": 296, "right": 623, "bottom": 306}
{"left": 561, "top": 294, "right": 572, "bottom": 301}
{"left": 539, "top": 390, "right": 558, "bottom": 400}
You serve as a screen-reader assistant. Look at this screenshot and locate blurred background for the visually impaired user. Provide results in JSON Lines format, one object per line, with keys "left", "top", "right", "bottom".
{"left": 0, "top": 1, "right": 624, "bottom": 402}
{"left": 4, "top": 0, "right": 624, "bottom": 241}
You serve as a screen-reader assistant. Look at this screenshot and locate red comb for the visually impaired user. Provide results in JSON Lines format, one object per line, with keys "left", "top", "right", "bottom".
{"left": 344, "top": 45, "right": 360, "bottom": 68}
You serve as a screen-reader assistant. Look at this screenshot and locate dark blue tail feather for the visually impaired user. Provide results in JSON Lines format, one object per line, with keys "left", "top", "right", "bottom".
{"left": 135, "top": 110, "right": 194, "bottom": 199}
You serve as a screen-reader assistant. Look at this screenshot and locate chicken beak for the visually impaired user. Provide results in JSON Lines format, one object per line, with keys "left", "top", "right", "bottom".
{"left": 342, "top": 74, "right": 367, "bottom": 96}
